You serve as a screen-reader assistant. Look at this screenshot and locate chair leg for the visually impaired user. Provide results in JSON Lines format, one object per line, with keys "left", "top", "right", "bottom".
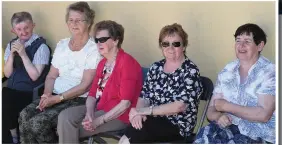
{"left": 88, "top": 136, "right": 107, "bottom": 144}
{"left": 88, "top": 136, "right": 94, "bottom": 144}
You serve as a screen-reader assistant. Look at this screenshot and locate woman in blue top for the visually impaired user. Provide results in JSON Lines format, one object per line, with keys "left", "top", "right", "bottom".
{"left": 194, "top": 23, "right": 275, "bottom": 144}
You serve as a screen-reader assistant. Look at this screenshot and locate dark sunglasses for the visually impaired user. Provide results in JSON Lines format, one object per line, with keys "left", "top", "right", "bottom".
{"left": 161, "top": 41, "right": 181, "bottom": 48}
{"left": 94, "top": 37, "right": 111, "bottom": 43}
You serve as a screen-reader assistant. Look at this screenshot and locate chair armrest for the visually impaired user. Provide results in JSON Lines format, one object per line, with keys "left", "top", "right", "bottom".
{"left": 33, "top": 83, "right": 44, "bottom": 100}
{"left": 196, "top": 98, "right": 211, "bottom": 135}
{"left": 2, "top": 77, "right": 8, "bottom": 83}
{"left": 2, "top": 77, "right": 8, "bottom": 87}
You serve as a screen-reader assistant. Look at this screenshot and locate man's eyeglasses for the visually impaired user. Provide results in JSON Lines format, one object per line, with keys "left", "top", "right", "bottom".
{"left": 94, "top": 37, "right": 111, "bottom": 43}
{"left": 67, "top": 19, "right": 87, "bottom": 24}
{"left": 161, "top": 41, "right": 181, "bottom": 48}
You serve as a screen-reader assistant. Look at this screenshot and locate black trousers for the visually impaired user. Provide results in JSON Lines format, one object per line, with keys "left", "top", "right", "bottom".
{"left": 124, "top": 116, "right": 185, "bottom": 143}
{"left": 2, "top": 87, "right": 33, "bottom": 143}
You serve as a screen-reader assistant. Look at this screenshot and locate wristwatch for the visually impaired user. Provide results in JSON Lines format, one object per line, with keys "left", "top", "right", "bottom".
{"left": 59, "top": 94, "right": 65, "bottom": 102}
{"left": 149, "top": 106, "right": 153, "bottom": 115}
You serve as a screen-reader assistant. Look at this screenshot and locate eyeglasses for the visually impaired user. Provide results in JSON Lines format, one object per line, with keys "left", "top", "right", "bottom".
{"left": 67, "top": 19, "right": 87, "bottom": 24}
{"left": 94, "top": 37, "right": 111, "bottom": 43}
{"left": 161, "top": 41, "right": 181, "bottom": 48}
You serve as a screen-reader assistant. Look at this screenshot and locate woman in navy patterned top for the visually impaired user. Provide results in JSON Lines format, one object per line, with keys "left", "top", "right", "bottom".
{"left": 119, "top": 23, "right": 203, "bottom": 143}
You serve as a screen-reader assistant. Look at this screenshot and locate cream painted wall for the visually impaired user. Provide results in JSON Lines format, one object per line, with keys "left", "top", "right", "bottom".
{"left": 2, "top": 1, "right": 276, "bottom": 82}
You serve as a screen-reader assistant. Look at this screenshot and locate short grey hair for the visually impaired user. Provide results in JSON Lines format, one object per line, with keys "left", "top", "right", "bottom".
{"left": 11, "top": 11, "right": 33, "bottom": 27}
{"left": 66, "top": 1, "right": 95, "bottom": 30}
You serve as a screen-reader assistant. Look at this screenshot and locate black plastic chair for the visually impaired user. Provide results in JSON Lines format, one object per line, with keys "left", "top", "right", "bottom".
{"left": 87, "top": 73, "right": 214, "bottom": 144}
{"left": 184, "top": 76, "right": 214, "bottom": 143}
{"left": 2, "top": 77, "right": 45, "bottom": 101}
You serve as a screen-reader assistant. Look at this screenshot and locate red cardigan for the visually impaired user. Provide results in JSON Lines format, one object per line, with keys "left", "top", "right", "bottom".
{"left": 88, "top": 49, "right": 143, "bottom": 123}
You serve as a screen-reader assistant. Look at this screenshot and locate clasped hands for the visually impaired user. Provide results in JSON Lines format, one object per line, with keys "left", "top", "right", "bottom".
{"left": 214, "top": 98, "right": 232, "bottom": 128}
{"left": 81, "top": 112, "right": 104, "bottom": 132}
{"left": 11, "top": 41, "right": 27, "bottom": 57}
{"left": 36, "top": 94, "right": 61, "bottom": 111}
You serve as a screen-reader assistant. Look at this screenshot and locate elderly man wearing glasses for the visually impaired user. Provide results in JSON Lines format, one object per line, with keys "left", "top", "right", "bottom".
{"left": 18, "top": 2, "right": 102, "bottom": 143}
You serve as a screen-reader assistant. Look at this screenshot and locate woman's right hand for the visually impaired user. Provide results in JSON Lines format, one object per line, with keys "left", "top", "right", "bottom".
{"left": 37, "top": 94, "right": 51, "bottom": 111}
{"left": 130, "top": 115, "right": 147, "bottom": 130}
{"left": 216, "top": 114, "right": 232, "bottom": 128}
{"left": 82, "top": 111, "right": 94, "bottom": 131}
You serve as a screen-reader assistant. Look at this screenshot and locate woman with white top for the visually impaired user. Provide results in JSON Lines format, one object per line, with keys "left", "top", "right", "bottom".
{"left": 18, "top": 2, "right": 102, "bottom": 143}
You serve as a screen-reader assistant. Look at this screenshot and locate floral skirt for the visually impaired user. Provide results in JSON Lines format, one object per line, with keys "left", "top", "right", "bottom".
{"left": 194, "top": 122, "right": 271, "bottom": 144}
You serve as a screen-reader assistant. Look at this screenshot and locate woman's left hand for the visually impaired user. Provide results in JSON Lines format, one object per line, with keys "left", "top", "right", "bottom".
{"left": 130, "top": 115, "right": 147, "bottom": 130}
{"left": 91, "top": 116, "right": 104, "bottom": 130}
{"left": 41, "top": 95, "right": 61, "bottom": 110}
{"left": 129, "top": 108, "right": 139, "bottom": 121}
{"left": 214, "top": 99, "right": 229, "bottom": 112}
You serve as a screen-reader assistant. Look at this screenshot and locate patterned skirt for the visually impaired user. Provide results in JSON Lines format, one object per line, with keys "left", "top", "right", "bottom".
{"left": 194, "top": 122, "right": 272, "bottom": 144}
{"left": 18, "top": 97, "right": 86, "bottom": 143}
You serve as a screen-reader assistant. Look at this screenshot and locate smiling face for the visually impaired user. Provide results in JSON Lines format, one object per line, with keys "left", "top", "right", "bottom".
{"left": 67, "top": 10, "right": 89, "bottom": 36}
{"left": 161, "top": 33, "right": 185, "bottom": 61}
{"left": 235, "top": 33, "right": 264, "bottom": 62}
{"left": 95, "top": 29, "right": 118, "bottom": 57}
{"left": 12, "top": 20, "right": 35, "bottom": 42}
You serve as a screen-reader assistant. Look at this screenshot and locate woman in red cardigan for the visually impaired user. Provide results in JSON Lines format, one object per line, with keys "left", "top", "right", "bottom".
{"left": 57, "top": 20, "right": 143, "bottom": 143}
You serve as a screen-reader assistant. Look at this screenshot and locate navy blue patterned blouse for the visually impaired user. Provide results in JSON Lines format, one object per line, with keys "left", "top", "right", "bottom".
{"left": 141, "top": 58, "right": 203, "bottom": 137}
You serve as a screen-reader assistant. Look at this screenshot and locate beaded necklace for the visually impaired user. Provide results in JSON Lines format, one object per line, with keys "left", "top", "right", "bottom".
{"left": 104, "top": 53, "right": 117, "bottom": 73}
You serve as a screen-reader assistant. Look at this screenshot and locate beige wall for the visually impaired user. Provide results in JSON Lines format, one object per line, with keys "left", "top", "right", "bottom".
{"left": 2, "top": 1, "right": 276, "bottom": 82}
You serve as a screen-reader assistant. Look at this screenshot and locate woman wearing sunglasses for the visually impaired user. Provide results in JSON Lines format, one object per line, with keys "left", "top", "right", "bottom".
{"left": 57, "top": 20, "right": 143, "bottom": 143}
{"left": 119, "top": 23, "right": 203, "bottom": 143}
{"left": 18, "top": 2, "right": 102, "bottom": 143}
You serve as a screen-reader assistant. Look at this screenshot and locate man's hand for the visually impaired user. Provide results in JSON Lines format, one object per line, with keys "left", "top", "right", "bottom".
{"left": 214, "top": 99, "right": 229, "bottom": 112}
{"left": 10, "top": 46, "right": 18, "bottom": 57}
{"left": 216, "top": 114, "right": 232, "bottom": 128}
{"left": 12, "top": 41, "right": 27, "bottom": 57}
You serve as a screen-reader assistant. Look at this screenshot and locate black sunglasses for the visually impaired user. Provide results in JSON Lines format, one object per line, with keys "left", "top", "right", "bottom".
{"left": 161, "top": 41, "right": 181, "bottom": 48}
{"left": 94, "top": 37, "right": 111, "bottom": 43}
